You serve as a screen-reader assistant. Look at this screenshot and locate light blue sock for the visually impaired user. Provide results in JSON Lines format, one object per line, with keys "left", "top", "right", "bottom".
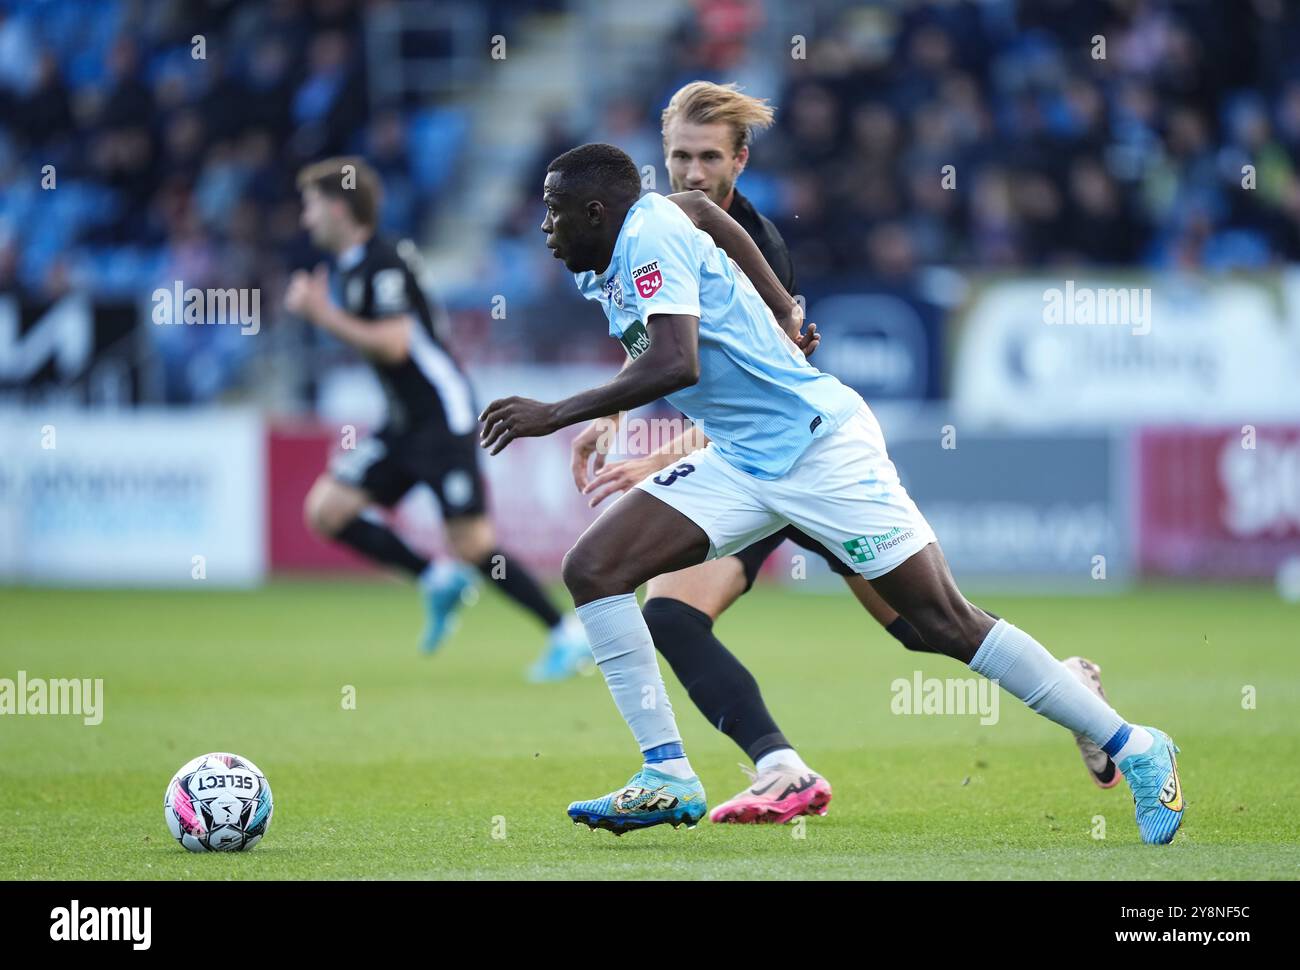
{"left": 576, "top": 593, "right": 686, "bottom": 759}
{"left": 970, "top": 619, "right": 1126, "bottom": 746}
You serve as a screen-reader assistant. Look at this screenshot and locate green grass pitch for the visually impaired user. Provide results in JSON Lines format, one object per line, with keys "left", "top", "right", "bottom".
{"left": 1, "top": 580, "right": 1296, "bottom": 880}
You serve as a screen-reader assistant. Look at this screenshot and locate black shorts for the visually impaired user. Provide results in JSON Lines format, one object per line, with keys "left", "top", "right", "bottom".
{"left": 328, "top": 423, "right": 487, "bottom": 519}
{"left": 732, "top": 525, "right": 854, "bottom": 590}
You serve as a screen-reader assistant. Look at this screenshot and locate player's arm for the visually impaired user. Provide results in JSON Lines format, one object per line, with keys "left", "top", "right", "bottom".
{"left": 666, "top": 190, "right": 816, "bottom": 354}
{"left": 570, "top": 357, "right": 640, "bottom": 489}
{"left": 284, "top": 264, "right": 411, "bottom": 364}
{"left": 580, "top": 422, "right": 711, "bottom": 507}
{"left": 570, "top": 412, "right": 620, "bottom": 491}
{"left": 312, "top": 306, "right": 412, "bottom": 365}
{"left": 481, "top": 313, "right": 699, "bottom": 456}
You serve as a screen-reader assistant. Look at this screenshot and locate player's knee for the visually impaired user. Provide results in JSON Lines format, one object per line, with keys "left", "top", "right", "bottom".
{"left": 303, "top": 489, "right": 333, "bottom": 537}
{"left": 562, "top": 542, "right": 627, "bottom": 604}
{"left": 446, "top": 516, "right": 494, "bottom": 564}
{"left": 646, "top": 566, "right": 740, "bottom": 621}
{"left": 560, "top": 547, "right": 585, "bottom": 600}
{"left": 303, "top": 481, "right": 353, "bottom": 538}
{"left": 306, "top": 503, "right": 347, "bottom": 539}
{"left": 561, "top": 546, "right": 598, "bottom": 602}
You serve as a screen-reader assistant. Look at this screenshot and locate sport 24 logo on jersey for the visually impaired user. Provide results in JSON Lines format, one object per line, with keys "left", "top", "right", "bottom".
{"left": 632, "top": 260, "right": 663, "bottom": 298}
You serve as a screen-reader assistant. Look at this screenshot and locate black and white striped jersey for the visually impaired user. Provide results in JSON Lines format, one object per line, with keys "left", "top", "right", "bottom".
{"left": 334, "top": 237, "right": 476, "bottom": 436}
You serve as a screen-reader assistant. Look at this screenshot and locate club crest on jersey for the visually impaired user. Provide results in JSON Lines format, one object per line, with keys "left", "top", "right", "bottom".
{"left": 602, "top": 276, "right": 624, "bottom": 310}
{"left": 632, "top": 260, "right": 663, "bottom": 299}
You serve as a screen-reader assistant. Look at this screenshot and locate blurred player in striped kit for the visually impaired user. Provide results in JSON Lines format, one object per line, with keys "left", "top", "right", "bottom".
{"left": 288, "top": 158, "right": 590, "bottom": 681}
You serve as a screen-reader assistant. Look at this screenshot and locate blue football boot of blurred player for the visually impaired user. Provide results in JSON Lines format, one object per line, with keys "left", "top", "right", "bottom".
{"left": 527, "top": 613, "right": 594, "bottom": 682}
{"left": 419, "top": 560, "right": 477, "bottom": 654}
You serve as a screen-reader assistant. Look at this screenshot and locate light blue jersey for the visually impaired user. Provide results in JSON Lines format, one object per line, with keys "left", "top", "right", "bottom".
{"left": 574, "top": 192, "right": 862, "bottom": 479}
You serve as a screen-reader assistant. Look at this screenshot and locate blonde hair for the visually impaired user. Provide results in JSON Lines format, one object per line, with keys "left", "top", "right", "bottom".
{"left": 661, "top": 81, "right": 775, "bottom": 155}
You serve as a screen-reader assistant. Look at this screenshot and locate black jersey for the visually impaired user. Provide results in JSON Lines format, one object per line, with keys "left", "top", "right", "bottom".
{"left": 334, "top": 237, "right": 476, "bottom": 436}
{"left": 725, "top": 189, "right": 797, "bottom": 295}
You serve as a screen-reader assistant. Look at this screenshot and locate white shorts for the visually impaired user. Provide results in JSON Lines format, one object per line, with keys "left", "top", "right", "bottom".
{"left": 634, "top": 406, "right": 936, "bottom": 579}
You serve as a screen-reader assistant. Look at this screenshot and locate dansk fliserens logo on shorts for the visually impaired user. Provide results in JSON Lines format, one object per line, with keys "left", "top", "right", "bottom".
{"left": 50, "top": 900, "right": 151, "bottom": 950}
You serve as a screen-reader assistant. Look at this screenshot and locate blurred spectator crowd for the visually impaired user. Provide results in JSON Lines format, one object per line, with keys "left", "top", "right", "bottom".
{"left": 6, "top": 0, "right": 1300, "bottom": 398}
{"left": 0, "top": 0, "right": 486, "bottom": 399}
{"left": 747, "top": 0, "right": 1300, "bottom": 277}
{"left": 489, "top": 0, "right": 1300, "bottom": 362}
{"left": 2, "top": 0, "right": 388, "bottom": 302}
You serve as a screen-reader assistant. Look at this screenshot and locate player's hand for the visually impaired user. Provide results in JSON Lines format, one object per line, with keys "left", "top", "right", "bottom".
{"left": 777, "top": 301, "right": 819, "bottom": 359}
{"left": 284, "top": 264, "right": 330, "bottom": 321}
{"left": 570, "top": 415, "right": 620, "bottom": 492}
{"left": 795, "top": 321, "right": 819, "bottom": 358}
{"left": 479, "top": 396, "right": 559, "bottom": 455}
{"left": 582, "top": 454, "right": 670, "bottom": 508}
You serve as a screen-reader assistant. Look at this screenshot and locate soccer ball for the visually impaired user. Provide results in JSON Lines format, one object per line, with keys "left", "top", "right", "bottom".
{"left": 163, "top": 752, "right": 273, "bottom": 852}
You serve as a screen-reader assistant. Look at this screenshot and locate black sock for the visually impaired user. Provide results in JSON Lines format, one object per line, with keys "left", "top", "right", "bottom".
{"left": 336, "top": 518, "right": 428, "bottom": 577}
{"left": 886, "top": 615, "right": 941, "bottom": 654}
{"left": 474, "top": 549, "right": 563, "bottom": 629}
{"left": 643, "top": 596, "right": 791, "bottom": 764}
